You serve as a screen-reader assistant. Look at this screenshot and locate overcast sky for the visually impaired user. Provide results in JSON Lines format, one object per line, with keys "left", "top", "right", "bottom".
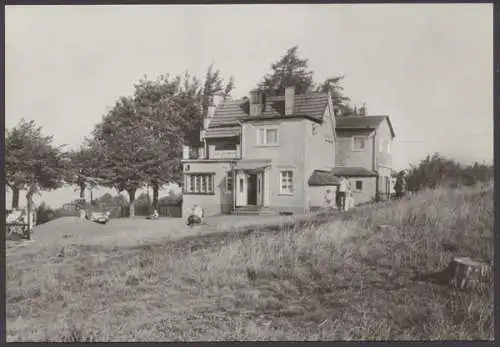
{"left": 5, "top": 4, "right": 493, "bottom": 208}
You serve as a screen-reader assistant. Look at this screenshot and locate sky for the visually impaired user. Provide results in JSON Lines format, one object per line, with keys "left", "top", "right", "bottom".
{"left": 5, "top": 4, "right": 493, "bottom": 208}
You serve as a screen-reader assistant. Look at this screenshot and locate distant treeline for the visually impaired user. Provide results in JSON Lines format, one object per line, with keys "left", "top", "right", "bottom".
{"left": 406, "top": 153, "right": 493, "bottom": 192}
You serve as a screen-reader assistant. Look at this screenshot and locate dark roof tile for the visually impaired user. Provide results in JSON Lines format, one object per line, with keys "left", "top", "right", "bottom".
{"left": 330, "top": 166, "right": 377, "bottom": 177}
{"left": 209, "top": 92, "right": 329, "bottom": 129}
{"left": 308, "top": 170, "right": 341, "bottom": 186}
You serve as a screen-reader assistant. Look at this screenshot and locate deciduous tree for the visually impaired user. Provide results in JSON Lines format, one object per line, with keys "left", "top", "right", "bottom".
{"left": 5, "top": 119, "right": 67, "bottom": 235}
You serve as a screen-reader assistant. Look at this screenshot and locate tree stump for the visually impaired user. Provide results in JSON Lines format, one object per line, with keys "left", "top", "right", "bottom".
{"left": 446, "top": 257, "right": 491, "bottom": 291}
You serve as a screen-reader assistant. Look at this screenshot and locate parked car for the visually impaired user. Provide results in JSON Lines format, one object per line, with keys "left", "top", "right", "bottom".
{"left": 88, "top": 211, "right": 110, "bottom": 224}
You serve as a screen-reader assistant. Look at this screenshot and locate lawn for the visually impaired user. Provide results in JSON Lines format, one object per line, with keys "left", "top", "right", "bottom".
{"left": 6, "top": 181, "right": 493, "bottom": 341}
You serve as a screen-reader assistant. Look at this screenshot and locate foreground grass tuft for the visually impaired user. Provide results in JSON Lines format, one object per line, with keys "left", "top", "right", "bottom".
{"left": 6, "top": 182, "right": 493, "bottom": 341}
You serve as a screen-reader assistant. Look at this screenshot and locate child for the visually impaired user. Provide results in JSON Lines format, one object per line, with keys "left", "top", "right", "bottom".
{"left": 187, "top": 204, "right": 204, "bottom": 227}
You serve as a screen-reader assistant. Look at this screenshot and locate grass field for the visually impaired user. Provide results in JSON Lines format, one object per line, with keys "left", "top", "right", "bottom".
{"left": 6, "top": 182, "right": 493, "bottom": 341}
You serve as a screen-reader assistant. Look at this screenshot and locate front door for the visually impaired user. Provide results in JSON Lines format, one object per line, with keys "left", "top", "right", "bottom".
{"left": 247, "top": 173, "right": 258, "bottom": 206}
{"left": 236, "top": 171, "right": 247, "bottom": 206}
{"left": 256, "top": 172, "right": 263, "bottom": 207}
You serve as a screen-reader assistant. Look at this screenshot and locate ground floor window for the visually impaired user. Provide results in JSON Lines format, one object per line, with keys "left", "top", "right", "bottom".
{"left": 280, "top": 170, "right": 294, "bottom": 194}
{"left": 184, "top": 173, "right": 214, "bottom": 194}
{"left": 355, "top": 180, "right": 363, "bottom": 191}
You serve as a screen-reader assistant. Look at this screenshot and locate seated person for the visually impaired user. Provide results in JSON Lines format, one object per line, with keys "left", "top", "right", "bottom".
{"left": 186, "top": 205, "right": 204, "bottom": 227}
{"left": 146, "top": 209, "right": 159, "bottom": 220}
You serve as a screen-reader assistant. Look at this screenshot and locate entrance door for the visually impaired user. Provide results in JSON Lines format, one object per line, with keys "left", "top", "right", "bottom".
{"left": 247, "top": 173, "right": 258, "bottom": 205}
{"left": 236, "top": 171, "right": 247, "bottom": 206}
{"left": 256, "top": 172, "right": 263, "bottom": 207}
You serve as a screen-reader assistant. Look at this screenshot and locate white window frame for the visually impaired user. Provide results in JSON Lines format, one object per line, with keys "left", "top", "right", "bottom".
{"left": 257, "top": 127, "right": 279, "bottom": 146}
{"left": 184, "top": 173, "right": 215, "bottom": 194}
{"left": 279, "top": 169, "right": 294, "bottom": 195}
{"left": 352, "top": 136, "right": 366, "bottom": 151}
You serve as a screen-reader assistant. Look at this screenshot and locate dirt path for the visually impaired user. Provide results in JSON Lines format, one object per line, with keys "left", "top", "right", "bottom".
{"left": 6, "top": 213, "right": 320, "bottom": 258}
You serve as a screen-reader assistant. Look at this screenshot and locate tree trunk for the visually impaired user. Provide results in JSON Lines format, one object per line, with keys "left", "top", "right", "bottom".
{"left": 152, "top": 182, "right": 159, "bottom": 211}
{"left": 127, "top": 188, "right": 136, "bottom": 217}
{"left": 446, "top": 257, "right": 491, "bottom": 291}
{"left": 79, "top": 183, "right": 86, "bottom": 203}
{"left": 25, "top": 189, "right": 35, "bottom": 240}
{"left": 12, "top": 186, "right": 20, "bottom": 209}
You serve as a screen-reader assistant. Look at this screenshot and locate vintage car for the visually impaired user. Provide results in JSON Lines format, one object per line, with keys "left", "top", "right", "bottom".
{"left": 88, "top": 211, "right": 110, "bottom": 224}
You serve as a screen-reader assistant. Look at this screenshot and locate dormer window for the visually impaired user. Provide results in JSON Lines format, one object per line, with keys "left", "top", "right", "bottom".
{"left": 352, "top": 136, "right": 366, "bottom": 151}
{"left": 250, "top": 92, "right": 260, "bottom": 104}
{"left": 249, "top": 90, "right": 263, "bottom": 117}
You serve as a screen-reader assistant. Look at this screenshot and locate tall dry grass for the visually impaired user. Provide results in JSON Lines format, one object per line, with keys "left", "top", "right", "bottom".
{"left": 6, "top": 181, "right": 493, "bottom": 341}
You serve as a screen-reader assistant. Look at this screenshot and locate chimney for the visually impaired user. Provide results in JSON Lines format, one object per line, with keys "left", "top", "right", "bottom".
{"left": 249, "top": 89, "right": 263, "bottom": 117}
{"left": 285, "top": 86, "right": 295, "bottom": 116}
{"left": 359, "top": 103, "right": 367, "bottom": 116}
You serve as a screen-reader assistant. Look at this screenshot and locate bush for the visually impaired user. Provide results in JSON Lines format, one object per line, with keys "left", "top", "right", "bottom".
{"left": 407, "top": 153, "right": 493, "bottom": 193}
{"left": 35, "top": 202, "right": 56, "bottom": 225}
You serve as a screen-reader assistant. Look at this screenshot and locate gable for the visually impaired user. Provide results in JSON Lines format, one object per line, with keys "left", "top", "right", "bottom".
{"left": 336, "top": 115, "right": 395, "bottom": 138}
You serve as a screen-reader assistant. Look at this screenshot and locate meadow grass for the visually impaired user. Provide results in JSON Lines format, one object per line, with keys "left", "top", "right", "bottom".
{"left": 6, "top": 181, "right": 493, "bottom": 341}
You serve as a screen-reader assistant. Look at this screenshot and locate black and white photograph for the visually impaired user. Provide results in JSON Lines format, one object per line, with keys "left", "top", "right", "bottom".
{"left": 4, "top": 3, "right": 493, "bottom": 341}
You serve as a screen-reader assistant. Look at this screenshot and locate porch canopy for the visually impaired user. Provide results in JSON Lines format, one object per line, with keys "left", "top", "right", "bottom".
{"left": 233, "top": 159, "right": 271, "bottom": 173}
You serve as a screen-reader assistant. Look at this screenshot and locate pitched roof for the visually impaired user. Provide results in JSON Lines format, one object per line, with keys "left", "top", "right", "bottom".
{"left": 308, "top": 170, "right": 341, "bottom": 186}
{"left": 204, "top": 126, "right": 241, "bottom": 138}
{"left": 209, "top": 100, "right": 247, "bottom": 127}
{"left": 330, "top": 166, "right": 377, "bottom": 177}
{"left": 209, "top": 92, "right": 330, "bottom": 128}
{"left": 336, "top": 115, "right": 395, "bottom": 137}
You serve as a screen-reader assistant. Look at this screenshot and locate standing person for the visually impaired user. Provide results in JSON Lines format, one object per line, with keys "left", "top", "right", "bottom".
{"left": 337, "top": 176, "right": 347, "bottom": 211}
{"left": 394, "top": 170, "right": 407, "bottom": 199}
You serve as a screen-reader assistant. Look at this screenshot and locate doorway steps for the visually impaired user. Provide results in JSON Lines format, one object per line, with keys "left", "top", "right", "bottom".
{"left": 231, "top": 206, "right": 276, "bottom": 216}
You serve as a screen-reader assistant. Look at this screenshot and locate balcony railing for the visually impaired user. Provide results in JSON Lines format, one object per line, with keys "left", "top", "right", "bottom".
{"left": 183, "top": 145, "right": 241, "bottom": 160}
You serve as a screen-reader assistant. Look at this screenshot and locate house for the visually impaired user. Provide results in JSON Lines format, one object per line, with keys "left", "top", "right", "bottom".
{"left": 334, "top": 115, "right": 396, "bottom": 204}
{"left": 181, "top": 87, "right": 395, "bottom": 217}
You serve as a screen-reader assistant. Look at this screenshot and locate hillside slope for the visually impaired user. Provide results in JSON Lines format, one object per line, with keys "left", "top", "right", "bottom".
{"left": 6, "top": 182, "right": 493, "bottom": 341}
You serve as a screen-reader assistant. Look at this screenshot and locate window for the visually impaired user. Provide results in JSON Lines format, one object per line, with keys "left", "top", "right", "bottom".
{"left": 353, "top": 136, "right": 366, "bottom": 150}
{"left": 257, "top": 128, "right": 278, "bottom": 145}
{"left": 379, "top": 139, "right": 384, "bottom": 152}
{"left": 184, "top": 174, "right": 214, "bottom": 194}
{"left": 280, "top": 170, "right": 294, "bottom": 194}
{"left": 355, "top": 180, "right": 363, "bottom": 191}
{"left": 387, "top": 141, "right": 391, "bottom": 154}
